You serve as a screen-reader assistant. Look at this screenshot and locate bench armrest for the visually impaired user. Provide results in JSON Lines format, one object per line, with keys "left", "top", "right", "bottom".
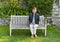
{"left": 44, "top": 18, "right": 47, "bottom": 26}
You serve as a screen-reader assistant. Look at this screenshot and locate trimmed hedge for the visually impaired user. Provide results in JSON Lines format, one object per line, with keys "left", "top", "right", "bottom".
{"left": 0, "top": 0, "right": 54, "bottom": 18}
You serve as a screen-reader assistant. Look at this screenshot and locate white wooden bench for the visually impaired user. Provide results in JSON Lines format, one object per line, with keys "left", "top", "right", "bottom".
{"left": 10, "top": 15, "right": 47, "bottom": 36}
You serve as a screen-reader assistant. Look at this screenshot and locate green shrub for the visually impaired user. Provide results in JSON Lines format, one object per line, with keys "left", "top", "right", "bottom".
{"left": 0, "top": 0, "right": 54, "bottom": 18}
{"left": 27, "top": 0, "right": 54, "bottom": 16}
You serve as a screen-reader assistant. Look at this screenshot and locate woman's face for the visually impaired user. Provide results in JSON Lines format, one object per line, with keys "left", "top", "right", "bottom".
{"left": 32, "top": 8, "right": 37, "bottom": 14}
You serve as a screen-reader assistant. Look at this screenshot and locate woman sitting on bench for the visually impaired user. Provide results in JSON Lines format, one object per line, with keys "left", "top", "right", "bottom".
{"left": 29, "top": 7, "right": 40, "bottom": 38}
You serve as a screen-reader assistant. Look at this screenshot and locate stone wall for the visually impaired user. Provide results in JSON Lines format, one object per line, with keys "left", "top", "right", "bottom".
{"left": 0, "top": 18, "right": 9, "bottom": 26}
{"left": 52, "top": 0, "right": 60, "bottom": 25}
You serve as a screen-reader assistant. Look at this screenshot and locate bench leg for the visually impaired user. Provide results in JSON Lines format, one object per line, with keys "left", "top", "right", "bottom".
{"left": 10, "top": 29, "right": 12, "bottom": 36}
{"left": 45, "top": 29, "right": 46, "bottom": 36}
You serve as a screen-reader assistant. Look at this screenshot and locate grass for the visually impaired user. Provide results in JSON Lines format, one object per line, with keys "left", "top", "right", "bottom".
{"left": 0, "top": 26, "right": 60, "bottom": 42}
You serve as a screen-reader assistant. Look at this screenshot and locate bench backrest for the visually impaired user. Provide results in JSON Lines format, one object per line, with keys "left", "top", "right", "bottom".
{"left": 10, "top": 15, "right": 45, "bottom": 27}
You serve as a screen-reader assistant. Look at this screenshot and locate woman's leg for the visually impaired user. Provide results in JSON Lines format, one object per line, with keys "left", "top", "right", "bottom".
{"left": 30, "top": 24, "right": 34, "bottom": 35}
{"left": 30, "top": 24, "right": 34, "bottom": 38}
{"left": 33, "top": 24, "right": 38, "bottom": 37}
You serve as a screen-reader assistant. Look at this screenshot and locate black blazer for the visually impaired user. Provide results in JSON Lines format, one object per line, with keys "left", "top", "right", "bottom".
{"left": 29, "top": 13, "right": 40, "bottom": 24}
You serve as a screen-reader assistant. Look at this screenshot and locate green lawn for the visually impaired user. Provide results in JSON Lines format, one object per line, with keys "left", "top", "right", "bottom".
{"left": 0, "top": 26, "right": 60, "bottom": 42}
